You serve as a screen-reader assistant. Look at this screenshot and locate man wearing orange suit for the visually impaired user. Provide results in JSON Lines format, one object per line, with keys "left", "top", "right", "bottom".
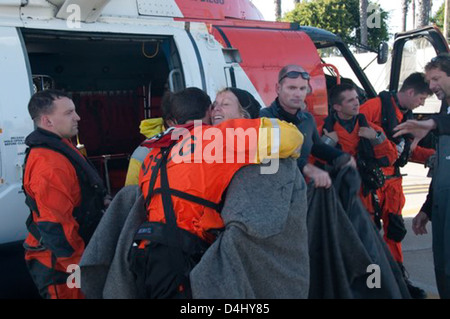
{"left": 319, "top": 83, "right": 397, "bottom": 219}
{"left": 23, "top": 90, "right": 109, "bottom": 299}
{"left": 360, "top": 72, "right": 435, "bottom": 298}
{"left": 130, "top": 87, "right": 303, "bottom": 299}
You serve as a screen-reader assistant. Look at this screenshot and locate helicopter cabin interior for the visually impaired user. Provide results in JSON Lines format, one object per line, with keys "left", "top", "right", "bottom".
{"left": 21, "top": 29, "right": 185, "bottom": 194}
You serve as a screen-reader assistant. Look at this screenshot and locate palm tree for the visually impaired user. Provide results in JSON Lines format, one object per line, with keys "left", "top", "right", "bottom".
{"left": 417, "top": 0, "right": 431, "bottom": 27}
{"left": 275, "top": 0, "right": 282, "bottom": 21}
{"left": 360, "top": 0, "right": 369, "bottom": 49}
{"left": 401, "top": 0, "right": 411, "bottom": 31}
{"left": 444, "top": 0, "right": 450, "bottom": 40}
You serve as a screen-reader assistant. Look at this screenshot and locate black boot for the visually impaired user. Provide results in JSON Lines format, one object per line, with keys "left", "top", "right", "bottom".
{"left": 398, "top": 262, "right": 427, "bottom": 299}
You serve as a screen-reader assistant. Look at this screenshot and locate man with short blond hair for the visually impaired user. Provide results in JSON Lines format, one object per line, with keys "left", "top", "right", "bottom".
{"left": 260, "top": 64, "right": 353, "bottom": 188}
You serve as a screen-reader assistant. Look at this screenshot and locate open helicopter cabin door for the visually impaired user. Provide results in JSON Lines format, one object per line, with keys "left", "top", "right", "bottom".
{"left": 390, "top": 26, "right": 449, "bottom": 115}
{"left": 21, "top": 29, "right": 185, "bottom": 194}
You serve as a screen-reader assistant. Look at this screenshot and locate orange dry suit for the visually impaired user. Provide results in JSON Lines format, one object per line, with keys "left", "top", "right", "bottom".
{"left": 23, "top": 128, "right": 107, "bottom": 299}
{"left": 360, "top": 92, "right": 435, "bottom": 263}
{"left": 131, "top": 118, "right": 302, "bottom": 298}
{"left": 319, "top": 113, "right": 397, "bottom": 222}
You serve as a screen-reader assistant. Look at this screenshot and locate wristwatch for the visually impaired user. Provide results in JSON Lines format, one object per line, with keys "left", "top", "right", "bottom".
{"left": 371, "top": 131, "right": 385, "bottom": 145}
{"left": 321, "top": 134, "right": 337, "bottom": 147}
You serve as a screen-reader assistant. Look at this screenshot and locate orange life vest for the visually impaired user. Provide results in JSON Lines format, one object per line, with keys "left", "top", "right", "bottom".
{"left": 360, "top": 94, "right": 435, "bottom": 175}
{"left": 139, "top": 118, "right": 302, "bottom": 243}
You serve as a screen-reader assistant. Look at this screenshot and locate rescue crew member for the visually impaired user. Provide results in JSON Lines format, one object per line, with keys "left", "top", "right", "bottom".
{"left": 360, "top": 72, "right": 434, "bottom": 299}
{"left": 320, "top": 84, "right": 397, "bottom": 219}
{"left": 130, "top": 87, "right": 303, "bottom": 298}
{"left": 125, "top": 87, "right": 178, "bottom": 186}
{"left": 260, "top": 64, "right": 355, "bottom": 188}
{"left": 394, "top": 54, "right": 450, "bottom": 299}
{"left": 126, "top": 86, "right": 261, "bottom": 185}
{"left": 23, "top": 90, "right": 109, "bottom": 299}
{"left": 124, "top": 117, "right": 165, "bottom": 186}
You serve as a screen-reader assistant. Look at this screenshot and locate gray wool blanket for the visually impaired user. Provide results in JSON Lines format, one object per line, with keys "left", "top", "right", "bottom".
{"left": 190, "top": 159, "right": 310, "bottom": 299}
{"left": 80, "top": 159, "right": 309, "bottom": 299}
{"left": 79, "top": 185, "right": 146, "bottom": 299}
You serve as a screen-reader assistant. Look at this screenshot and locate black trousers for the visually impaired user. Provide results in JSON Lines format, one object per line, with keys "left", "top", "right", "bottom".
{"left": 129, "top": 242, "right": 203, "bottom": 299}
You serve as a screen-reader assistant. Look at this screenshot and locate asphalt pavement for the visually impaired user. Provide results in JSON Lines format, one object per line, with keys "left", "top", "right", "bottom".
{"left": 402, "top": 218, "right": 438, "bottom": 298}
{"left": 400, "top": 163, "right": 438, "bottom": 298}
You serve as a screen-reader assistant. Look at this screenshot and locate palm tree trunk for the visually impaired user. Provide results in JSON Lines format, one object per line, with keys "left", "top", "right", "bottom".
{"left": 360, "top": 0, "right": 369, "bottom": 50}
{"left": 445, "top": 0, "right": 450, "bottom": 40}
{"left": 275, "top": 0, "right": 282, "bottom": 21}
{"left": 401, "top": 0, "right": 410, "bottom": 31}
{"left": 417, "top": 0, "right": 431, "bottom": 27}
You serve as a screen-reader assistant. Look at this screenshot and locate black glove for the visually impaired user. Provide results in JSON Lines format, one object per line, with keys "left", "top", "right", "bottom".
{"left": 386, "top": 213, "right": 407, "bottom": 242}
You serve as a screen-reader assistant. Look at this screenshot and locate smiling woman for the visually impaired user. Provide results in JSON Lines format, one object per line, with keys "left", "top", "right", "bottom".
{"left": 211, "top": 90, "right": 247, "bottom": 124}
{"left": 211, "top": 87, "right": 262, "bottom": 125}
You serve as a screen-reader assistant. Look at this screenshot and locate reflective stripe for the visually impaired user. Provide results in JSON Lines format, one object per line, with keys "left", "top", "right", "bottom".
{"left": 131, "top": 146, "right": 152, "bottom": 163}
{"left": 35, "top": 222, "right": 75, "bottom": 258}
{"left": 321, "top": 134, "right": 337, "bottom": 147}
{"left": 269, "top": 118, "right": 280, "bottom": 155}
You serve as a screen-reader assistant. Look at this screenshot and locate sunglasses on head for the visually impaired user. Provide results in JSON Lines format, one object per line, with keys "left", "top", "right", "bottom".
{"left": 431, "top": 55, "right": 450, "bottom": 63}
{"left": 279, "top": 71, "right": 310, "bottom": 83}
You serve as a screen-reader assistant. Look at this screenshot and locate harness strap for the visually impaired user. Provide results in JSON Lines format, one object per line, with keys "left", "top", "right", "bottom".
{"left": 134, "top": 222, "right": 209, "bottom": 255}
{"left": 25, "top": 194, "right": 39, "bottom": 216}
{"left": 356, "top": 113, "right": 377, "bottom": 162}
{"left": 379, "top": 91, "right": 414, "bottom": 167}
{"left": 158, "top": 147, "right": 198, "bottom": 290}
{"left": 323, "top": 113, "right": 375, "bottom": 159}
{"left": 143, "top": 145, "right": 188, "bottom": 250}
{"left": 144, "top": 152, "right": 164, "bottom": 209}
{"left": 142, "top": 145, "right": 214, "bottom": 250}
{"left": 145, "top": 146, "right": 223, "bottom": 213}
{"left": 152, "top": 188, "right": 222, "bottom": 212}
{"left": 22, "top": 147, "right": 43, "bottom": 247}
{"left": 24, "top": 214, "right": 46, "bottom": 251}
{"left": 379, "top": 91, "right": 398, "bottom": 142}
{"left": 23, "top": 189, "right": 46, "bottom": 249}
{"left": 159, "top": 148, "right": 178, "bottom": 230}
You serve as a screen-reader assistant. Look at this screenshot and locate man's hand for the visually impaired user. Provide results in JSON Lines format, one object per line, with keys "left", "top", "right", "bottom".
{"left": 345, "top": 156, "right": 357, "bottom": 169}
{"left": 303, "top": 163, "right": 332, "bottom": 189}
{"left": 103, "top": 195, "right": 112, "bottom": 210}
{"left": 412, "top": 211, "right": 429, "bottom": 235}
{"left": 323, "top": 128, "right": 339, "bottom": 144}
{"left": 358, "top": 126, "right": 377, "bottom": 140}
{"left": 394, "top": 119, "right": 436, "bottom": 150}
